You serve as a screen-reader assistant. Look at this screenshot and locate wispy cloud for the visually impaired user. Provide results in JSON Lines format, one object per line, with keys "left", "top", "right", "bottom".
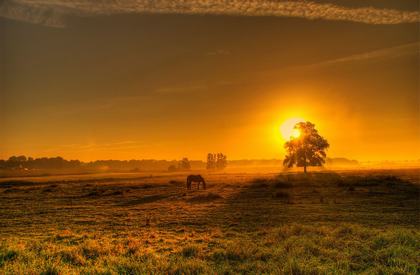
{"left": 1, "top": 0, "right": 419, "bottom": 27}
{"left": 222, "top": 42, "right": 420, "bottom": 85}
{"left": 297, "top": 42, "right": 420, "bottom": 70}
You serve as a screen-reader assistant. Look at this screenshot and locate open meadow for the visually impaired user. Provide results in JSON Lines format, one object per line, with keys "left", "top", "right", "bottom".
{"left": 0, "top": 168, "right": 419, "bottom": 274}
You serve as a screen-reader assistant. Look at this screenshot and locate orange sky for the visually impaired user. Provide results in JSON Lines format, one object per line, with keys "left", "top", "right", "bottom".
{"left": 1, "top": 1, "right": 419, "bottom": 162}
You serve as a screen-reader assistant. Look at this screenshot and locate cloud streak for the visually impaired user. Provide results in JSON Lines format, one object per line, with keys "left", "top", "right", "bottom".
{"left": 299, "top": 42, "right": 420, "bottom": 70}
{"left": 1, "top": 0, "right": 419, "bottom": 27}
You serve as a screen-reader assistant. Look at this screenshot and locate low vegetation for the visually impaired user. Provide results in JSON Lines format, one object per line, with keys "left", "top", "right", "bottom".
{"left": 0, "top": 169, "right": 419, "bottom": 274}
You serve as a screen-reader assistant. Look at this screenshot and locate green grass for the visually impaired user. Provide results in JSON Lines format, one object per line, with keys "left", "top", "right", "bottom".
{"left": 0, "top": 169, "right": 419, "bottom": 274}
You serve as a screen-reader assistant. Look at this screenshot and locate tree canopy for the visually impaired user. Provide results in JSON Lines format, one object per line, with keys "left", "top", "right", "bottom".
{"left": 283, "top": 121, "right": 329, "bottom": 173}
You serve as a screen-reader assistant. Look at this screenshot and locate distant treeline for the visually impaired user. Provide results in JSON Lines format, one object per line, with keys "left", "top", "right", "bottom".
{"left": 229, "top": 158, "right": 358, "bottom": 166}
{"left": 0, "top": 156, "right": 204, "bottom": 172}
{"left": 0, "top": 155, "right": 359, "bottom": 173}
{"left": 325, "top": 158, "right": 359, "bottom": 166}
{"left": 0, "top": 156, "right": 82, "bottom": 170}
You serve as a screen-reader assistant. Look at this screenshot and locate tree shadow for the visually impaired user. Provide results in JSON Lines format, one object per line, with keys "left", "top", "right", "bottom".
{"left": 196, "top": 171, "right": 420, "bottom": 232}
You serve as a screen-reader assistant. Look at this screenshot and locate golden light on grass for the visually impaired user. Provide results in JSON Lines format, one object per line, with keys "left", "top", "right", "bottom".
{"left": 280, "top": 117, "right": 304, "bottom": 140}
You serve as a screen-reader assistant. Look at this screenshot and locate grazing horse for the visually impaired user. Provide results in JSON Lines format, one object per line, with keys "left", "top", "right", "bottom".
{"left": 186, "top": 175, "right": 206, "bottom": 190}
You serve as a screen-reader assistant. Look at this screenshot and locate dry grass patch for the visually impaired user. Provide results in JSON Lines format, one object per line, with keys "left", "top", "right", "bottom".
{"left": 187, "top": 192, "right": 223, "bottom": 203}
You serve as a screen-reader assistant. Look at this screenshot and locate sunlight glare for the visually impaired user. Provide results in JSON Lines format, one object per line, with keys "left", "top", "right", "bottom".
{"left": 280, "top": 118, "right": 304, "bottom": 140}
{"left": 291, "top": 128, "right": 301, "bottom": 139}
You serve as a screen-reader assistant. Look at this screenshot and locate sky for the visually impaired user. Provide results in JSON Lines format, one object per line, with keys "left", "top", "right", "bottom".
{"left": 0, "top": 0, "right": 419, "bottom": 161}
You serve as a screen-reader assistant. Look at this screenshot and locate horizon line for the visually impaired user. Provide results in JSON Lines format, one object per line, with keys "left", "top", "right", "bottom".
{"left": 2, "top": 155, "right": 420, "bottom": 163}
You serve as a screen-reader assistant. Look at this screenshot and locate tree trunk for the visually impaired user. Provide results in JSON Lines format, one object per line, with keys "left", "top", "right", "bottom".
{"left": 304, "top": 164, "right": 307, "bottom": 174}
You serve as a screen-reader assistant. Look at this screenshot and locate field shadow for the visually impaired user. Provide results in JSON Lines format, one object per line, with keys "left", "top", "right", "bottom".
{"left": 117, "top": 194, "right": 173, "bottom": 206}
{"left": 1, "top": 170, "right": 419, "bottom": 237}
{"left": 186, "top": 192, "right": 223, "bottom": 203}
{"left": 199, "top": 172, "right": 420, "bottom": 231}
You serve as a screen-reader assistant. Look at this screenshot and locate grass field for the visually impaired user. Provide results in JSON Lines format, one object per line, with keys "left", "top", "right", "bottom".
{"left": 0, "top": 169, "right": 419, "bottom": 274}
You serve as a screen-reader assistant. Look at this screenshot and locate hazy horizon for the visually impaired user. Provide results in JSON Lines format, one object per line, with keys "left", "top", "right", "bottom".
{"left": 1, "top": 154, "right": 419, "bottom": 165}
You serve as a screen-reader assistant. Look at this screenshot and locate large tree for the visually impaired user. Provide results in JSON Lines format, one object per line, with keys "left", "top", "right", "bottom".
{"left": 283, "top": 121, "right": 329, "bottom": 173}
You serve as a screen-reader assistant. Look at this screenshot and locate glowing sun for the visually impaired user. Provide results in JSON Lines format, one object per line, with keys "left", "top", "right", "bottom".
{"left": 280, "top": 118, "right": 304, "bottom": 140}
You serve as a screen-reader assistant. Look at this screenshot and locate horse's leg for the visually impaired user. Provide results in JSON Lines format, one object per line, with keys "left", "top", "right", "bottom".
{"left": 202, "top": 180, "right": 206, "bottom": 190}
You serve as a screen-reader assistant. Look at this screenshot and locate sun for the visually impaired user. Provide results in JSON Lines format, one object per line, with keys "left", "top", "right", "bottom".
{"left": 291, "top": 128, "right": 301, "bottom": 138}
{"left": 280, "top": 117, "right": 304, "bottom": 140}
